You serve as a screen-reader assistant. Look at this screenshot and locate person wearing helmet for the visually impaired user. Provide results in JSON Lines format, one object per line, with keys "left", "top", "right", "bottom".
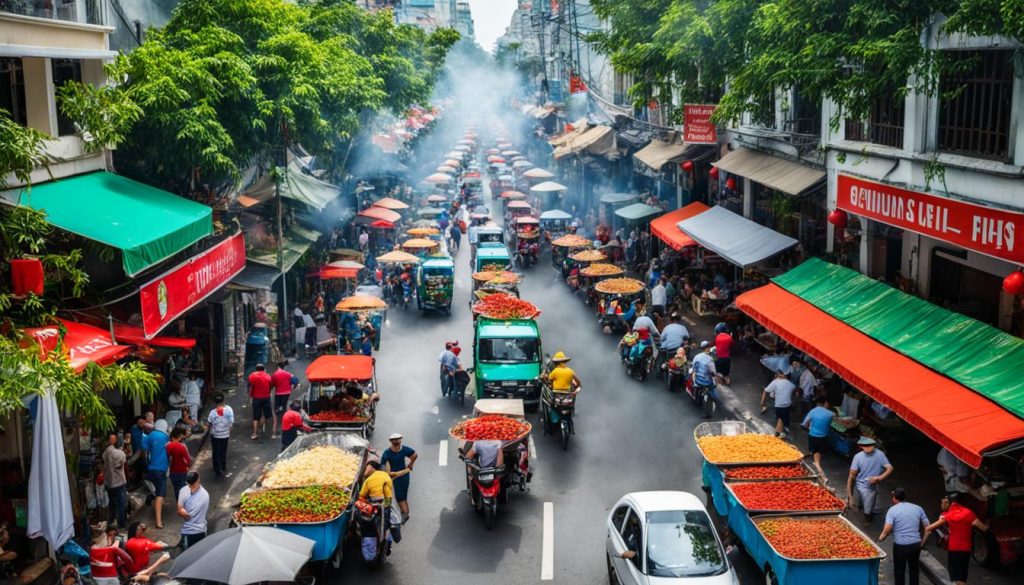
{"left": 548, "top": 352, "right": 581, "bottom": 391}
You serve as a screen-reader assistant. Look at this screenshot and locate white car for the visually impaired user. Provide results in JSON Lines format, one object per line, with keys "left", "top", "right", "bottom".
{"left": 606, "top": 491, "right": 737, "bottom": 585}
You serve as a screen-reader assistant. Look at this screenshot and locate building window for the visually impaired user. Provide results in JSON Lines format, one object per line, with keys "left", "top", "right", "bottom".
{"left": 789, "top": 88, "right": 821, "bottom": 136}
{"left": 51, "top": 58, "right": 82, "bottom": 137}
{"left": 938, "top": 50, "right": 1014, "bottom": 161}
{"left": 751, "top": 92, "right": 775, "bottom": 129}
{"left": 0, "top": 58, "right": 27, "bottom": 126}
{"left": 844, "top": 95, "right": 905, "bottom": 148}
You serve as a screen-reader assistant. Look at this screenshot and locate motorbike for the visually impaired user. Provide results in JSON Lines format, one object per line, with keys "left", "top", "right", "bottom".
{"left": 400, "top": 279, "right": 412, "bottom": 310}
{"left": 537, "top": 361, "right": 580, "bottom": 450}
{"left": 687, "top": 371, "right": 717, "bottom": 418}
{"left": 621, "top": 337, "right": 657, "bottom": 381}
{"left": 459, "top": 442, "right": 532, "bottom": 529}
{"left": 355, "top": 498, "right": 394, "bottom": 566}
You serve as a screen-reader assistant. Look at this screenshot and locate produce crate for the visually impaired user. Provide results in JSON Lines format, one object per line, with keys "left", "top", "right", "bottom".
{"left": 694, "top": 421, "right": 803, "bottom": 467}
{"left": 722, "top": 480, "right": 843, "bottom": 518}
{"left": 720, "top": 460, "right": 818, "bottom": 483}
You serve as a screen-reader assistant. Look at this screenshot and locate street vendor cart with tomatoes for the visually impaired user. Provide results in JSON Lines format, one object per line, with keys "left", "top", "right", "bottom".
{"left": 301, "top": 355, "right": 379, "bottom": 439}
{"left": 475, "top": 245, "right": 513, "bottom": 273}
{"left": 472, "top": 309, "right": 543, "bottom": 410}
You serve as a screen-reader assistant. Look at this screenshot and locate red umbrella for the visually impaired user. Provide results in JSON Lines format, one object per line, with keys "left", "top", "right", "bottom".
{"left": 370, "top": 220, "right": 395, "bottom": 229}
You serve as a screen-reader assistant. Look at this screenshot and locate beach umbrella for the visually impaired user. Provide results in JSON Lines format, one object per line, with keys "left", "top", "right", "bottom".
{"left": 424, "top": 173, "right": 452, "bottom": 184}
{"left": 487, "top": 156, "right": 506, "bottom": 164}
{"left": 508, "top": 200, "right": 532, "bottom": 209}
{"left": 530, "top": 181, "right": 568, "bottom": 193}
{"left": 417, "top": 206, "right": 445, "bottom": 217}
{"left": 485, "top": 148, "right": 500, "bottom": 155}
{"left": 453, "top": 145, "right": 471, "bottom": 152}
{"left": 501, "top": 150, "right": 521, "bottom": 156}
{"left": 402, "top": 237, "right": 439, "bottom": 248}
{"left": 500, "top": 191, "right": 527, "bottom": 199}
{"left": 512, "top": 160, "right": 533, "bottom": 169}
{"left": 511, "top": 155, "right": 527, "bottom": 161}
{"left": 407, "top": 227, "right": 440, "bottom": 236}
{"left": 444, "top": 151, "right": 463, "bottom": 159}
{"left": 376, "top": 250, "right": 420, "bottom": 264}
{"left": 540, "top": 209, "right": 572, "bottom": 221}
{"left": 444, "top": 159, "right": 460, "bottom": 167}
{"left": 370, "top": 220, "right": 395, "bottom": 229}
{"left": 169, "top": 526, "right": 314, "bottom": 585}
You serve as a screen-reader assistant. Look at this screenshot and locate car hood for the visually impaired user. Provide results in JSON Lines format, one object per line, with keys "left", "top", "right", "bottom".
{"left": 646, "top": 570, "right": 735, "bottom": 585}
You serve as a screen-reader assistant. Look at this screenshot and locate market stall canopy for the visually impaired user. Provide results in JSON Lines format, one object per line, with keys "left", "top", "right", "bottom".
{"left": 501, "top": 150, "right": 521, "bottom": 156}
{"left": 169, "top": 526, "right": 314, "bottom": 585}
{"left": 425, "top": 194, "right": 448, "bottom": 204}
{"left": 436, "top": 165, "right": 457, "bottom": 173}
{"left": 244, "top": 161, "right": 342, "bottom": 212}
{"left": 444, "top": 151, "right": 464, "bottom": 160}
{"left": 246, "top": 228, "right": 316, "bottom": 273}
{"left": 11, "top": 171, "right": 213, "bottom": 276}
{"left": 508, "top": 200, "right": 532, "bottom": 209}
{"left": 335, "top": 294, "right": 388, "bottom": 311}
{"left": 615, "top": 202, "right": 662, "bottom": 221}
{"left": 402, "top": 238, "right": 439, "bottom": 248}
{"left": 523, "top": 168, "right": 555, "bottom": 179}
{"left": 229, "top": 262, "right": 283, "bottom": 291}
{"left": 548, "top": 118, "right": 589, "bottom": 147}
{"left": 407, "top": 227, "right": 440, "bottom": 236}
{"left": 423, "top": 173, "right": 453, "bottom": 184}
{"left": 736, "top": 261, "right": 1024, "bottom": 467}
{"left": 515, "top": 216, "right": 540, "bottom": 225}
{"left": 370, "top": 220, "right": 394, "bottom": 229}
{"left": 677, "top": 205, "right": 797, "bottom": 267}
{"left": 540, "top": 209, "right": 572, "bottom": 221}
{"left": 530, "top": 181, "right": 568, "bottom": 193}
{"left": 23, "top": 319, "right": 132, "bottom": 373}
{"left": 376, "top": 250, "right": 420, "bottom": 264}
{"left": 553, "top": 125, "right": 615, "bottom": 159}
{"left": 444, "top": 158, "right": 461, "bottom": 167}
{"left": 713, "top": 147, "right": 825, "bottom": 195}
{"left": 110, "top": 323, "right": 196, "bottom": 350}
{"left": 372, "top": 197, "right": 409, "bottom": 210}
{"left": 650, "top": 202, "right": 710, "bottom": 250}
{"left": 512, "top": 160, "right": 534, "bottom": 169}
{"left": 633, "top": 140, "right": 693, "bottom": 172}
{"left": 417, "top": 206, "right": 445, "bottom": 217}
{"left": 318, "top": 260, "right": 364, "bottom": 280}
{"left": 599, "top": 192, "right": 637, "bottom": 205}
{"left": 501, "top": 191, "right": 528, "bottom": 199}
{"left": 357, "top": 206, "right": 402, "bottom": 224}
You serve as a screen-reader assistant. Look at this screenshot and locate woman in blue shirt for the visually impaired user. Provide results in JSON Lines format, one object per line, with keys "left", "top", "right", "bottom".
{"left": 379, "top": 434, "right": 417, "bottom": 523}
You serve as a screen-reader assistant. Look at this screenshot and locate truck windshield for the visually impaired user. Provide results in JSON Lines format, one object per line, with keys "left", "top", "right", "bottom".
{"left": 478, "top": 338, "right": 539, "bottom": 364}
{"left": 645, "top": 510, "right": 726, "bottom": 578}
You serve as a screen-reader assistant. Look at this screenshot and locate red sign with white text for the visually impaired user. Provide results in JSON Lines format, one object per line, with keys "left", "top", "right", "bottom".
{"left": 683, "top": 104, "right": 718, "bottom": 144}
{"left": 837, "top": 174, "right": 1023, "bottom": 264}
{"left": 140, "top": 233, "right": 246, "bottom": 338}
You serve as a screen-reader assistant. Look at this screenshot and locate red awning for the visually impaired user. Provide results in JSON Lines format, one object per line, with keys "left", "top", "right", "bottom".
{"left": 110, "top": 323, "right": 196, "bottom": 350}
{"left": 650, "top": 202, "right": 709, "bottom": 250}
{"left": 306, "top": 355, "right": 374, "bottom": 382}
{"left": 736, "top": 284, "right": 1024, "bottom": 467}
{"left": 317, "top": 266, "right": 360, "bottom": 280}
{"left": 358, "top": 207, "right": 402, "bottom": 224}
{"left": 23, "top": 319, "right": 132, "bottom": 373}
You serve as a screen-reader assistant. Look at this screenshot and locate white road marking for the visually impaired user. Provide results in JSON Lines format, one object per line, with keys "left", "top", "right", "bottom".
{"left": 528, "top": 435, "right": 537, "bottom": 460}
{"left": 439, "top": 439, "right": 448, "bottom": 466}
{"left": 541, "top": 502, "right": 554, "bottom": 580}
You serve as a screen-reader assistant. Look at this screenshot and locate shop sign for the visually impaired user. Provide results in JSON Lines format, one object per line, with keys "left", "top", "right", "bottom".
{"left": 837, "top": 174, "right": 1023, "bottom": 264}
{"left": 140, "top": 233, "right": 246, "bottom": 338}
{"left": 683, "top": 104, "right": 717, "bottom": 144}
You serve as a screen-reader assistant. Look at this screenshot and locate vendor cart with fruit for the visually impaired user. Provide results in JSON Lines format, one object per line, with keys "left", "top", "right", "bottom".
{"left": 301, "top": 355, "right": 379, "bottom": 438}
{"left": 695, "top": 421, "right": 887, "bottom": 584}
{"left": 416, "top": 256, "right": 454, "bottom": 315}
{"left": 470, "top": 271, "right": 521, "bottom": 308}
{"left": 236, "top": 431, "right": 369, "bottom": 571}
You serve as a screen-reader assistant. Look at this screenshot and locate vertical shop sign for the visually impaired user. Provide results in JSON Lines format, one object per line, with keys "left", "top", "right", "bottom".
{"left": 683, "top": 104, "right": 718, "bottom": 144}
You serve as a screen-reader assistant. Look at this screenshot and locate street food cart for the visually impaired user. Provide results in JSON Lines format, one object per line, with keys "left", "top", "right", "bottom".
{"left": 335, "top": 295, "right": 387, "bottom": 352}
{"left": 416, "top": 256, "right": 455, "bottom": 315}
{"left": 302, "top": 355, "right": 379, "bottom": 438}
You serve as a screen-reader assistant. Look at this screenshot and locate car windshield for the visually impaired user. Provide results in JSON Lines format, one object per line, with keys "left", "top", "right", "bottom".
{"left": 478, "top": 338, "right": 539, "bottom": 364}
{"left": 645, "top": 510, "right": 727, "bottom": 578}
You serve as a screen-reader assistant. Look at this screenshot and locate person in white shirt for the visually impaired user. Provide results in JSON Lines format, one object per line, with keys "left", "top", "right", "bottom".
{"left": 204, "top": 394, "right": 233, "bottom": 478}
{"left": 761, "top": 370, "right": 797, "bottom": 438}
{"left": 791, "top": 359, "right": 817, "bottom": 415}
{"left": 650, "top": 278, "right": 667, "bottom": 316}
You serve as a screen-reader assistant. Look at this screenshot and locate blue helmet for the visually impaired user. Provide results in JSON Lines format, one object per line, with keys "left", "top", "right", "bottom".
{"left": 714, "top": 322, "right": 729, "bottom": 334}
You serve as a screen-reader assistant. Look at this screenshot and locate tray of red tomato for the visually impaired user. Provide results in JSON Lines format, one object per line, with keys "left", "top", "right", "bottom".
{"left": 307, "top": 409, "right": 368, "bottom": 425}
{"left": 724, "top": 480, "right": 844, "bottom": 515}
{"left": 721, "top": 461, "right": 818, "bottom": 482}
{"left": 449, "top": 414, "right": 531, "bottom": 445}
{"left": 754, "top": 514, "right": 885, "bottom": 561}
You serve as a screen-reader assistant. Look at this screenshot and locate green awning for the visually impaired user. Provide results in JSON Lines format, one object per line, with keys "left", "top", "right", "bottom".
{"left": 247, "top": 229, "right": 315, "bottom": 274}
{"left": 774, "top": 258, "right": 1024, "bottom": 418}
{"left": 614, "top": 202, "right": 662, "bottom": 221}
{"left": 244, "top": 161, "right": 341, "bottom": 211}
{"left": 16, "top": 171, "right": 212, "bottom": 276}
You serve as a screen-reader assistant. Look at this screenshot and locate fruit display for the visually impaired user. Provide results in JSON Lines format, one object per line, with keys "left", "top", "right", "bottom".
{"left": 757, "top": 517, "right": 879, "bottom": 559}
{"left": 402, "top": 238, "right": 438, "bottom": 249}
{"left": 472, "top": 293, "right": 540, "bottom": 320}
{"left": 308, "top": 410, "right": 367, "bottom": 423}
{"left": 594, "top": 278, "right": 646, "bottom": 295}
{"left": 551, "top": 234, "right": 592, "bottom": 248}
{"left": 407, "top": 227, "right": 440, "bottom": 236}
{"left": 722, "top": 464, "right": 810, "bottom": 480}
{"left": 261, "top": 445, "right": 362, "bottom": 489}
{"left": 479, "top": 263, "right": 509, "bottom": 272}
{"left": 472, "top": 270, "right": 520, "bottom": 284}
{"left": 569, "top": 250, "right": 606, "bottom": 262}
{"left": 237, "top": 486, "right": 351, "bottom": 524}
{"left": 729, "top": 481, "right": 844, "bottom": 512}
{"left": 450, "top": 415, "right": 531, "bottom": 442}
{"left": 421, "top": 273, "right": 453, "bottom": 306}
{"left": 696, "top": 433, "right": 803, "bottom": 465}
{"left": 580, "top": 263, "right": 624, "bottom": 277}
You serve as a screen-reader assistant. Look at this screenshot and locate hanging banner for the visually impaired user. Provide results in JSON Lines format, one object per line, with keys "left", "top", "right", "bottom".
{"left": 837, "top": 174, "right": 1024, "bottom": 264}
{"left": 683, "top": 104, "right": 718, "bottom": 144}
{"left": 140, "top": 233, "right": 246, "bottom": 338}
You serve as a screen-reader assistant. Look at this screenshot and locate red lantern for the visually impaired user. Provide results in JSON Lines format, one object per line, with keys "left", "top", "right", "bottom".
{"left": 709, "top": 166, "right": 720, "bottom": 179}
{"left": 680, "top": 160, "right": 694, "bottom": 172}
{"left": 1003, "top": 270, "right": 1024, "bottom": 295}
{"left": 827, "top": 209, "right": 849, "bottom": 231}
{"left": 725, "top": 177, "right": 737, "bottom": 191}
{"left": 10, "top": 258, "right": 44, "bottom": 296}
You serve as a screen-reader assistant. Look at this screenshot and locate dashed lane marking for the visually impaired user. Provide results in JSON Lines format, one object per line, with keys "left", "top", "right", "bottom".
{"left": 439, "top": 439, "right": 448, "bottom": 466}
{"left": 542, "top": 502, "right": 554, "bottom": 580}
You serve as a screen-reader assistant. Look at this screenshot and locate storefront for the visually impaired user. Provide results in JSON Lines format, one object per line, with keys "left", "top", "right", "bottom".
{"left": 632, "top": 139, "right": 709, "bottom": 209}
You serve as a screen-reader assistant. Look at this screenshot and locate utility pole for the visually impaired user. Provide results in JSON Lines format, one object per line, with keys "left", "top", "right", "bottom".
{"left": 274, "top": 141, "right": 288, "bottom": 355}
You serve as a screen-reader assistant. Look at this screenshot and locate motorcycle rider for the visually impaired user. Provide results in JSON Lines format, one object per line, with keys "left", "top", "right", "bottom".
{"left": 547, "top": 351, "right": 581, "bottom": 391}
{"left": 464, "top": 440, "right": 504, "bottom": 470}
{"left": 359, "top": 460, "right": 394, "bottom": 504}
{"left": 658, "top": 313, "right": 689, "bottom": 373}
{"left": 691, "top": 341, "right": 720, "bottom": 418}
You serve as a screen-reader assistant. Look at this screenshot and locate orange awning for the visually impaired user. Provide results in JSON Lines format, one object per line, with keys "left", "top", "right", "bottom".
{"left": 306, "top": 355, "right": 374, "bottom": 382}
{"left": 23, "top": 320, "right": 132, "bottom": 373}
{"left": 736, "top": 284, "right": 1024, "bottom": 467}
{"left": 650, "top": 202, "right": 709, "bottom": 250}
{"left": 358, "top": 207, "right": 401, "bottom": 223}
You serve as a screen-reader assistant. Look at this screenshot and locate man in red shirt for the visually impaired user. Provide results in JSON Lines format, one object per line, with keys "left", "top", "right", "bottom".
{"left": 124, "top": 522, "right": 169, "bottom": 575}
{"left": 924, "top": 493, "right": 989, "bottom": 585}
{"left": 90, "top": 528, "right": 132, "bottom": 585}
{"left": 166, "top": 427, "right": 192, "bottom": 502}
{"left": 280, "top": 401, "right": 312, "bottom": 451}
{"left": 248, "top": 363, "right": 272, "bottom": 441}
{"left": 271, "top": 360, "right": 299, "bottom": 439}
{"left": 714, "top": 325, "right": 734, "bottom": 385}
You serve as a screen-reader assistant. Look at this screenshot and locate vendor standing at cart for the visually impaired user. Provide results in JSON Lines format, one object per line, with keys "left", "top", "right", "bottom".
{"left": 846, "top": 436, "right": 895, "bottom": 523}
{"left": 280, "top": 402, "right": 312, "bottom": 451}
{"left": 380, "top": 434, "right": 417, "bottom": 524}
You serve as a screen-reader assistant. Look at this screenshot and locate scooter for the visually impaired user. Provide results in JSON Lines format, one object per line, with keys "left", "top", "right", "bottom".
{"left": 461, "top": 458, "right": 504, "bottom": 529}
{"left": 686, "top": 370, "right": 717, "bottom": 418}
{"left": 537, "top": 363, "right": 580, "bottom": 450}
{"left": 623, "top": 341, "right": 656, "bottom": 381}
{"left": 355, "top": 498, "right": 393, "bottom": 567}
{"left": 400, "top": 279, "right": 412, "bottom": 310}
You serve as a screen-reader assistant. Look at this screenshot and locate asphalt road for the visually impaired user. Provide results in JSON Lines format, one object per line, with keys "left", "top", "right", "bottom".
{"left": 329, "top": 181, "right": 763, "bottom": 584}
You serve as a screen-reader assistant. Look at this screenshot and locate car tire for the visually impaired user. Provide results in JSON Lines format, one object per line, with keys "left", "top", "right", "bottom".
{"left": 606, "top": 553, "right": 620, "bottom": 585}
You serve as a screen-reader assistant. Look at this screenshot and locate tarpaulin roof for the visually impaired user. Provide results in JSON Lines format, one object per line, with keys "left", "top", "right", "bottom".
{"left": 247, "top": 230, "right": 314, "bottom": 273}
{"left": 713, "top": 147, "right": 825, "bottom": 196}
{"left": 614, "top": 203, "right": 662, "bottom": 221}
{"left": 244, "top": 161, "right": 341, "bottom": 212}
{"left": 553, "top": 125, "right": 614, "bottom": 159}
{"left": 650, "top": 202, "right": 710, "bottom": 250}
{"left": 306, "top": 355, "right": 374, "bottom": 382}
{"left": 775, "top": 258, "right": 1024, "bottom": 419}
{"left": 230, "top": 262, "right": 282, "bottom": 290}
{"left": 633, "top": 140, "right": 693, "bottom": 171}
{"left": 358, "top": 206, "right": 402, "bottom": 224}
{"left": 111, "top": 323, "right": 196, "bottom": 350}
{"left": 736, "top": 282, "right": 1024, "bottom": 467}
{"left": 15, "top": 172, "right": 213, "bottom": 276}
{"left": 677, "top": 206, "right": 797, "bottom": 267}
{"left": 548, "top": 118, "right": 589, "bottom": 147}
{"left": 23, "top": 319, "right": 131, "bottom": 373}
{"left": 318, "top": 266, "right": 359, "bottom": 280}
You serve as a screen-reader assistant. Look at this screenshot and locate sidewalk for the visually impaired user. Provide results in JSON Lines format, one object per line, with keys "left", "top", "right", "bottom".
{"left": 679, "top": 307, "right": 1016, "bottom": 585}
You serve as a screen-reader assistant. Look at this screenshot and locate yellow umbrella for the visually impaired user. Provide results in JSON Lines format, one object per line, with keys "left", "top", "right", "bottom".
{"left": 376, "top": 250, "right": 420, "bottom": 264}
{"left": 336, "top": 295, "right": 388, "bottom": 311}
{"left": 402, "top": 238, "right": 439, "bottom": 249}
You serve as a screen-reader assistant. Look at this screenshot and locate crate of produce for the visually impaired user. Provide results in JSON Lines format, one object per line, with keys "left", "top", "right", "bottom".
{"left": 723, "top": 480, "right": 844, "bottom": 517}
{"left": 694, "top": 422, "right": 803, "bottom": 466}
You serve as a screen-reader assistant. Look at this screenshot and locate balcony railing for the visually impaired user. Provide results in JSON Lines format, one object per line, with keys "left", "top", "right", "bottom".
{"left": 0, "top": 0, "right": 105, "bottom": 26}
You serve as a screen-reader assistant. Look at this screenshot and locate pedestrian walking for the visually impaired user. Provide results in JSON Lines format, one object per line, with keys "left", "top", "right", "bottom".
{"left": 248, "top": 363, "right": 273, "bottom": 441}
{"left": 923, "top": 493, "right": 989, "bottom": 585}
{"left": 449, "top": 223, "right": 461, "bottom": 252}
{"left": 280, "top": 401, "right": 312, "bottom": 451}
{"left": 845, "top": 436, "right": 894, "bottom": 522}
{"left": 379, "top": 434, "right": 418, "bottom": 523}
{"left": 760, "top": 370, "right": 796, "bottom": 438}
{"left": 878, "top": 488, "right": 929, "bottom": 585}
{"left": 166, "top": 427, "right": 191, "bottom": 503}
{"left": 271, "top": 360, "right": 299, "bottom": 438}
{"left": 176, "top": 471, "right": 210, "bottom": 551}
{"left": 101, "top": 432, "right": 128, "bottom": 529}
{"left": 791, "top": 359, "right": 818, "bottom": 415}
{"left": 651, "top": 278, "right": 667, "bottom": 317}
{"left": 801, "top": 396, "right": 835, "bottom": 481}
{"left": 438, "top": 341, "right": 457, "bottom": 397}
{"left": 205, "top": 394, "right": 233, "bottom": 478}
{"left": 713, "top": 325, "right": 734, "bottom": 385}
{"left": 141, "top": 419, "right": 170, "bottom": 529}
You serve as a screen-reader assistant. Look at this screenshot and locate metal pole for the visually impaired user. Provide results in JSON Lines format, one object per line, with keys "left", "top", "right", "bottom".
{"left": 275, "top": 155, "right": 288, "bottom": 354}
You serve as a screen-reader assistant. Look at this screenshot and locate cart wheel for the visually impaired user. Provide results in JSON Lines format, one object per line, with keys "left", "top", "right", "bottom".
{"left": 484, "top": 504, "right": 496, "bottom": 529}
{"left": 764, "top": 566, "right": 779, "bottom": 585}
{"left": 560, "top": 420, "right": 570, "bottom": 450}
{"left": 973, "top": 528, "right": 999, "bottom": 567}
{"left": 330, "top": 546, "right": 342, "bottom": 569}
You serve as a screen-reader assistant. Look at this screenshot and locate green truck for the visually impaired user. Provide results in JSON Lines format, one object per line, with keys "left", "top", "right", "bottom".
{"left": 473, "top": 317, "right": 543, "bottom": 409}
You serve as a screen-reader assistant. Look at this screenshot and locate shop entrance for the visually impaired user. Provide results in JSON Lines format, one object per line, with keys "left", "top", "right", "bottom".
{"left": 929, "top": 251, "right": 1001, "bottom": 325}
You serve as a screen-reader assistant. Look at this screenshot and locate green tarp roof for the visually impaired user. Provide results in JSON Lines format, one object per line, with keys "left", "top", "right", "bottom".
{"left": 614, "top": 202, "right": 662, "bottom": 221}
{"left": 16, "top": 171, "right": 212, "bottom": 276}
{"left": 244, "top": 161, "right": 341, "bottom": 211}
{"left": 775, "top": 258, "right": 1024, "bottom": 418}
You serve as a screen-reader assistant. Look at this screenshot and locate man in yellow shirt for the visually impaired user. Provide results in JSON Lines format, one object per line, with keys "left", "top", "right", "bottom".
{"left": 547, "top": 351, "right": 581, "bottom": 391}
{"left": 359, "top": 460, "right": 393, "bottom": 503}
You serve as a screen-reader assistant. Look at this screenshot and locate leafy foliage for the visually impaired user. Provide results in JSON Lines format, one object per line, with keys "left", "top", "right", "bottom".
{"left": 56, "top": 82, "right": 143, "bottom": 153}
{"left": 0, "top": 110, "right": 50, "bottom": 189}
